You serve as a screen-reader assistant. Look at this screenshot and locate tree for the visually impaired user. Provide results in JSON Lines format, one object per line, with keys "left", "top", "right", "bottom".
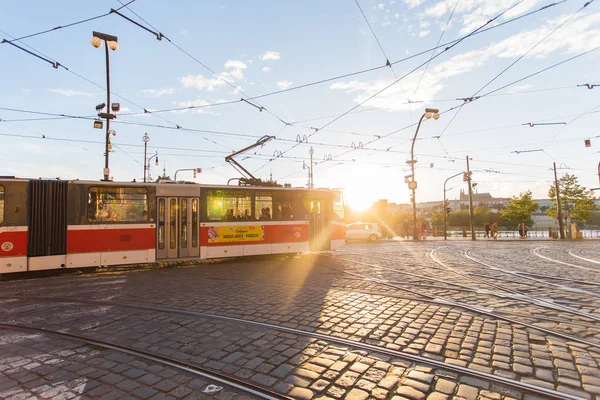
{"left": 500, "top": 190, "right": 538, "bottom": 225}
{"left": 474, "top": 204, "right": 492, "bottom": 226}
{"left": 548, "top": 173, "right": 595, "bottom": 224}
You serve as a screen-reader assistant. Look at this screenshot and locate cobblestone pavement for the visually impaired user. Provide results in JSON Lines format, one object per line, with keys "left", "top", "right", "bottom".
{"left": 1, "top": 241, "right": 600, "bottom": 399}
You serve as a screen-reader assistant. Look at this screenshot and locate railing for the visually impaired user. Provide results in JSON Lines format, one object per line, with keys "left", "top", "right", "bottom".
{"left": 434, "top": 227, "right": 600, "bottom": 239}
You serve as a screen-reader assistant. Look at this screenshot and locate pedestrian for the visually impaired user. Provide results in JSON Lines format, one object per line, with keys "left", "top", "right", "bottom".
{"left": 421, "top": 222, "right": 428, "bottom": 240}
{"left": 484, "top": 222, "right": 490, "bottom": 238}
{"left": 491, "top": 221, "right": 499, "bottom": 239}
{"left": 518, "top": 223, "right": 524, "bottom": 239}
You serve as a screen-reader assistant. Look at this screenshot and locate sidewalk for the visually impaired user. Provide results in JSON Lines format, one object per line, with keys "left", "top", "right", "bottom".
{"left": 382, "top": 236, "right": 598, "bottom": 242}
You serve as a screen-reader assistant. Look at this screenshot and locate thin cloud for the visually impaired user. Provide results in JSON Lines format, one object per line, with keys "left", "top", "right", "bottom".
{"left": 262, "top": 67, "right": 272, "bottom": 72}
{"left": 276, "top": 80, "right": 293, "bottom": 89}
{"left": 49, "top": 89, "right": 95, "bottom": 97}
{"left": 260, "top": 51, "right": 280, "bottom": 61}
{"left": 404, "top": 0, "right": 424, "bottom": 7}
{"left": 179, "top": 60, "right": 247, "bottom": 92}
{"left": 329, "top": 12, "right": 600, "bottom": 111}
{"left": 141, "top": 88, "right": 175, "bottom": 98}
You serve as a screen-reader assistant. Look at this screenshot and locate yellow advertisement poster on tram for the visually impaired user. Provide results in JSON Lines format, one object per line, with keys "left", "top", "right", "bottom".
{"left": 207, "top": 225, "right": 265, "bottom": 243}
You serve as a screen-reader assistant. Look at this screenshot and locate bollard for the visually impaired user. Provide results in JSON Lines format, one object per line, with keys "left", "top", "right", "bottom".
{"left": 548, "top": 227, "right": 552, "bottom": 238}
{"left": 462, "top": 226, "right": 467, "bottom": 237}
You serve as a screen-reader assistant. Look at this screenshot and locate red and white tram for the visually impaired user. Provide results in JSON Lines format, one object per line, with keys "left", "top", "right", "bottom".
{"left": 0, "top": 178, "right": 346, "bottom": 274}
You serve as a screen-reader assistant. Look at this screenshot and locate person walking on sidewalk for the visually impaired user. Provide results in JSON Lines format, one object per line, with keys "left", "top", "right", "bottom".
{"left": 484, "top": 222, "right": 490, "bottom": 238}
{"left": 491, "top": 221, "right": 499, "bottom": 239}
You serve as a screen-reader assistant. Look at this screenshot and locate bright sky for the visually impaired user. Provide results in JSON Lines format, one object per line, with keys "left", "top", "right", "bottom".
{"left": 1, "top": 0, "right": 599, "bottom": 209}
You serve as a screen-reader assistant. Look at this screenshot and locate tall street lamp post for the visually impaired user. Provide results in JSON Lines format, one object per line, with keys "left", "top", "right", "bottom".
{"left": 443, "top": 171, "right": 464, "bottom": 240}
{"left": 408, "top": 108, "right": 440, "bottom": 241}
{"left": 91, "top": 31, "right": 119, "bottom": 181}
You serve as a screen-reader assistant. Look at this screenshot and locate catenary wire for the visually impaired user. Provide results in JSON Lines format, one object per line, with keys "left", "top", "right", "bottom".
{"left": 1, "top": 0, "right": 137, "bottom": 43}
{"left": 277, "top": 46, "right": 598, "bottom": 180}
{"left": 264, "top": 0, "right": 528, "bottom": 173}
{"left": 436, "top": 0, "right": 586, "bottom": 139}
{"left": 412, "top": 0, "right": 460, "bottom": 97}
{"left": 115, "top": 0, "right": 290, "bottom": 126}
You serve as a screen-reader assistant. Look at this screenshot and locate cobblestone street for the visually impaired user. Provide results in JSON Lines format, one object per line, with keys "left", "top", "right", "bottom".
{"left": 1, "top": 240, "right": 599, "bottom": 400}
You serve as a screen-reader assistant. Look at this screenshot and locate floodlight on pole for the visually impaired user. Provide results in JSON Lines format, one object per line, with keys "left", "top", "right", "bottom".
{"left": 409, "top": 107, "right": 440, "bottom": 241}
{"left": 91, "top": 31, "right": 119, "bottom": 181}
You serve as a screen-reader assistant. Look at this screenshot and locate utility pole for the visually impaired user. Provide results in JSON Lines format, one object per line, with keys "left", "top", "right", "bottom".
{"left": 466, "top": 156, "right": 476, "bottom": 240}
{"left": 309, "top": 147, "right": 314, "bottom": 188}
{"left": 143, "top": 133, "right": 149, "bottom": 183}
{"left": 553, "top": 162, "right": 565, "bottom": 239}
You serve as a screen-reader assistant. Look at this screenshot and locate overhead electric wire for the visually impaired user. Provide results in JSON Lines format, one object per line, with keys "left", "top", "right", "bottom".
{"left": 354, "top": 0, "right": 413, "bottom": 123}
{"left": 278, "top": 45, "right": 598, "bottom": 180}
{"left": 1, "top": 29, "right": 240, "bottom": 152}
{"left": 1, "top": 0, "right": 566, "bottom": 112}
{"left": 413, "top": 0, "right": 460, "bottom": 97}
{"left": 1, "top": 0, "right": 137, "bottom": 43}
{"left": 545, "top": 102, "right": 600, "bottom": 145}
{"left": 266, "top": 0, "right": 528, "bottom": 175}
{"left": 114, "top": 0, "right": 290, "bottom": 126}
{"left": 437, "top": 0, "right": 586, "bottom": 139}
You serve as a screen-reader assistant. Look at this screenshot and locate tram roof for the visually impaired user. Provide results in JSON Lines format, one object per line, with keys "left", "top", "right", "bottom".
{"left": 0, "top": 177, "right": 336, "bottom": 192}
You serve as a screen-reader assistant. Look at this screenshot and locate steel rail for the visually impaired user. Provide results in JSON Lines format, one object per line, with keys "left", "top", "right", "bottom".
{"left": 0, "top": 323, "right": 291, "bottom": 400}
{"left": 318, "top": 257, "right": 600, "bottom": 349}
{"left": 431, "top": 249, "right": 600, "bottom": 321}
{"left": 0, "top": 296, "right": 584, "bottom": 400}
{"left": 533, "top": 247, "right": 600, "bottom": 273}
{"left": 569, "top": 249, "right": 600, "bottom": 265}
{"left": 464, "top": 249, "right": 600, "bottom": 298}
{"left": 335, "top": 251, "right": 600, "bottom": 322}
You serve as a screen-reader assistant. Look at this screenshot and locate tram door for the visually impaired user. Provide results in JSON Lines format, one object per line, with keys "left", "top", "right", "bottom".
{"left": 308, "top": 198, "right": 330, "bottom": 251}
{"left": 156, "top": 197, "right": 200, "bottom": 259}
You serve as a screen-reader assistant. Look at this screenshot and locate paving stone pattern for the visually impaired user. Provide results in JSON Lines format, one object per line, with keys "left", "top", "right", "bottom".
{"left": 1, "top": 241, "right": 600, "bottom": 399}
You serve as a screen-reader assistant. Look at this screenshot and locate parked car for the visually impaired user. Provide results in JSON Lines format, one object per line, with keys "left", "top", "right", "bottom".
{"left": 346, "top": 222, "right": 383, "bottom": 243}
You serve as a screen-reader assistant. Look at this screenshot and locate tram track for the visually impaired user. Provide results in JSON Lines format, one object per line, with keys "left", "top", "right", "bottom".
{"left": 463, "top": 250, "right": 600, "bottom": 299}
{"left": 320, "top": 255, "right": 600, "bottom": 349}
{"left": 569, "top": 249, "right": 600, "bottom": 265}
{"left": 532, "top": 247, "right": 600, "bottom": 274}
{"left": 333, "top": 250, "right": 600, "bottom": 323}
{"left": 0, "top": 323, "right": 289, "bottom": 400}
{"left": 0, "top": 295, "right": 586, "bottom": 400}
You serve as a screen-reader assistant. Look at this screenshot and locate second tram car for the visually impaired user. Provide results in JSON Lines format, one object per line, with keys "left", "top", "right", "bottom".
{"left": 0, "top": 178, "right": 345, "bottom": 274}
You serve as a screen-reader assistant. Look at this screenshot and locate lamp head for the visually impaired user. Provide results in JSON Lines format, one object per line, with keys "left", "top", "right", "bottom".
{"left": 108, "top": 41, "right": 119, "bottom": 51}
{"left": 95, "top": 103, "right": 106, "bottom": 111}
{"left": 433, "top": 113, "right": 440, "bottom": 120}
{"left": 91, "top": 36, "right": 102, "bottom": 48}
{"left": 425, "top": 108, "right": 440, "bottom": 114}
{"left": 111, "top": 103, "right": 120, "bottom": 112}
{"left": 155, "top": 156, "right": 159, "bottom": 166}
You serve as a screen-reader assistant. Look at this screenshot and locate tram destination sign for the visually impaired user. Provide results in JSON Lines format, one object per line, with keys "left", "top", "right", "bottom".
{"left": 207, "top": 225, "right": 265, "bottom": 243}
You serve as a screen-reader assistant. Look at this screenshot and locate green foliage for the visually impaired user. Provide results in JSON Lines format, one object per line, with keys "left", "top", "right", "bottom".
{"left": 548, "top": 173, "right": 595, "bottom": 222}
{"left": 500, "top": 190, "right": 538, "bottom": 224}
{"left": 430, "top": 212, "right": 445, "bottom": 228}
{"left": 448, "top": 210, "right": 471, "bottom": 226}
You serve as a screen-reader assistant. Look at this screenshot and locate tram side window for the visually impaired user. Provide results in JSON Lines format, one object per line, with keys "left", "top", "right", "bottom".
{"left": 256, "top": 192, "right": 302, "bottom": 221}
{"left": 255, "top": 193, "right": 272, "bottom": 220}
{"left": 206, "top": 190, "right": 252, "bottom": 221}
{"left": 0, "top": 185, "right": 4, "bottom": 224}
{"left": 333, "top": 190, "right": 345, "bottom": 221}
{"left": 87, "top": 187, "right": 148, "bottom": 223}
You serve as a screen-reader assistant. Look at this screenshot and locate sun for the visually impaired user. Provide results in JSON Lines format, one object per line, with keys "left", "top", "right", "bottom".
{"left": 345, "top": 188, "right": 376, "bottom": 211}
